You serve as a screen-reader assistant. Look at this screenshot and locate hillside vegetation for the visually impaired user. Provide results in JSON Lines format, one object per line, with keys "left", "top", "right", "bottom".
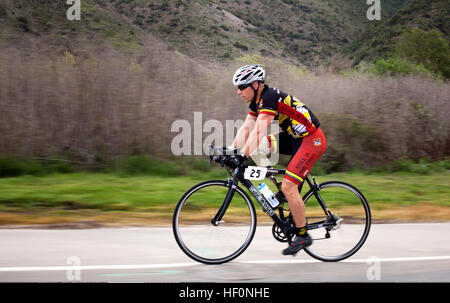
{"left": 0, "top": 0, "right": 449, "bottom": 171}
{"left": 346, "top": 0, "right": 450, "bottom": 65}
{"left": 2, "top": 0, "right": 448, "bottom": 71}
{"left": 0, "top": 0, "right": 145, "bottom": 55}
{"left": 0, "top": 0, "right": 408, "bottom": 65}
{"left": 104, "top": 0, "right": 410, "bottom": 65}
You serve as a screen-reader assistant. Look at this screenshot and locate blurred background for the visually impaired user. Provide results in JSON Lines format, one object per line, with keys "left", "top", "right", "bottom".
{"left": 0, "top": 0, "right": 449, "bottom": 226}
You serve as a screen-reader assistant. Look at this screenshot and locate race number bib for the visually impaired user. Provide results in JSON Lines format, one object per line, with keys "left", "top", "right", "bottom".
{"left": 244, "top": 166, "right": 267, "bottom": 180}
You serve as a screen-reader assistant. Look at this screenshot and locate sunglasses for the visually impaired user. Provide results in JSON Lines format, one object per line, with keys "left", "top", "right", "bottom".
{"left": 238, "top": 84, "right": 252, "bottom": 90}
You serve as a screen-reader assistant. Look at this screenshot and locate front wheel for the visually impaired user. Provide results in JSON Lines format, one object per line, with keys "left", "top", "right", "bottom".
{"left": 173, "top": 180, "right": 257, "bottom": 264}
{"left": 302, "top": 181, "right": 371, "bottom": 262}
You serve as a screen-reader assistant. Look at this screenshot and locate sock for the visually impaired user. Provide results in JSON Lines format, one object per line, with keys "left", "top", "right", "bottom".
{"left": 296, "top": 226, "right": 307, "bottom": 237}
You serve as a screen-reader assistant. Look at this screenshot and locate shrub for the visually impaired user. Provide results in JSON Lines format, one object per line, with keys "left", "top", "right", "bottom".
{"left": 48, "top": 161, "right": 76, "bottom": 174}
{"left": 119, "top": 155, "right": 178, "bottom": 176}
{"left": 22, "top": 160, "right": 46, "bottom": 175}
{"left": 220, "top": 24, "right": 230, "bottom": 32}
{"left": 233, "top": 42, "right": 249, "bottom": 51}
{"left": 392, "top": 158, "right": 415, "bottom": 172}
{"left": 317, "top": 146, "right": 349, "bottom": 173}
{"left": 392, "top": 158, "right": 431, "bottom": 174}
{"left": 434, "top": 159, "right": 450, "bottom": 171}
{"left": 369, "top": 57, "right": 431, "bottom": 76}
{"left": 0, "top": 157, "right": 75, "bottom": 177}
{"left": 0, "top": 3, "right": 7, "bottom": 18}
{"left": 395, "top": 29, "right": 450, "bottom": 78}
{"left": 0, "top": 158, "right": 24, "bottom": 177}
{"left": 16, "top": 16, "right": 29, "bottom": 32}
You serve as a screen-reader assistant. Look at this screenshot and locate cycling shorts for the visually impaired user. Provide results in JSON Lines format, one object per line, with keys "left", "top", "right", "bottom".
{"left": 268, "top": 128, "right": 327, "bottom": 185}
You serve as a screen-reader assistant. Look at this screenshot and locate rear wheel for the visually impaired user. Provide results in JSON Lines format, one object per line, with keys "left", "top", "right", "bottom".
{"left": 302, "top": 181, "right": 371, "bottom": 262}
{"left": 173, "top": 180, "right": 257, "bottom": 264}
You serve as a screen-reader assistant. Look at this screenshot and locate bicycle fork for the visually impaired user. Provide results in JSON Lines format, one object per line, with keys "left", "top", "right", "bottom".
{"left": 211, "top": 177, "right": 238, "bottom": 226}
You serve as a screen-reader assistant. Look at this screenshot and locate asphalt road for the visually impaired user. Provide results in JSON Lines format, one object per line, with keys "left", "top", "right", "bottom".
{"left": 0, "top": 223, "right": 449, "bottom": 282}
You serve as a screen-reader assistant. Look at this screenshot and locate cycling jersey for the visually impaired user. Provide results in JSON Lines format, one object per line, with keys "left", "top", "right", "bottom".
{"left": 248, "top": 85, "right": 320, "bottom": 138}
{"left": 247, "top": 84, "right": 325, "bottom": 185}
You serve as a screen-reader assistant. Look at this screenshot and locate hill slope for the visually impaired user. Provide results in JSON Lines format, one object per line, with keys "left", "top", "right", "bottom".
{"left": 345, "top": 0, "right": 450, "bottom": 65}
{"left": 0, "top": 0, "right": 146, "bottom": 57}
{"left": 104, "top": 0, "right": 408, "bottom": 64}
{"left": 0, "top": 0, "right": 409, "bottom": 66}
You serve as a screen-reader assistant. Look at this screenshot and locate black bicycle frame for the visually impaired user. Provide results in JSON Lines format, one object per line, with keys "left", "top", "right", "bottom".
{"left": 212, "top": 166, "right": 336, "bottom": 234}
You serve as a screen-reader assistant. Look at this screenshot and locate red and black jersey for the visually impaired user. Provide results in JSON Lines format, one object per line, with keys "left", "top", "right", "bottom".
{"left": 248, "top": 85, "right": 320, "bottom": 138}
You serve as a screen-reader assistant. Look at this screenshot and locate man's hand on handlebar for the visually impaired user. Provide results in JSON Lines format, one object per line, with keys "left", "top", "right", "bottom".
{"left": 208, "top": 145, "right": 247, "bottom": 169}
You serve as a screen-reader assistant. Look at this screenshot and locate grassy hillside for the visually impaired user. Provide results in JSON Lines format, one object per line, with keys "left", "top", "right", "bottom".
{"left": 345, "top": 0, "right": 450, "bottom": 65}
{"left": 104, "top": 0, "right": 408, "bottom": 64}
{"left": 0, "top": 0, "right": 408, "bottom": 65}
{"left": 0, "top": 0, "right": 145, "bottom": 56}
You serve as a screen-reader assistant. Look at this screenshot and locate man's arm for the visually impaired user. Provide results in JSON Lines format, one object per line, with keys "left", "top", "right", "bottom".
{"left": 242, "top": 113, "right": 275, "bottom": 157}
{"left": 232, "top": 113, "right": 257, "bottom": 149}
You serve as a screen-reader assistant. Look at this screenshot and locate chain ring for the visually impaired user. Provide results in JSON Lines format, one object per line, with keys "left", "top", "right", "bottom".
{"left": 272, "top": 223, "right": 289, "bottom": 242}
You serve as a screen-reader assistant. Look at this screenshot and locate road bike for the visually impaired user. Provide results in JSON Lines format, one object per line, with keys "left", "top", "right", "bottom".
{"left": 172, "top": 146, "right": 371, "bottom": 264}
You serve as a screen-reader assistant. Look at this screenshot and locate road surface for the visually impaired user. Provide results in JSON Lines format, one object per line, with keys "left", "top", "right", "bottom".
{"left": 0, "top": 223, "right": 449, "bottom": 282}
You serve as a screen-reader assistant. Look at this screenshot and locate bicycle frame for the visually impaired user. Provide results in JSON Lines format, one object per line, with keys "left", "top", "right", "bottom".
{"left": 212, "top": 165, "right": 337, "bottom": 237}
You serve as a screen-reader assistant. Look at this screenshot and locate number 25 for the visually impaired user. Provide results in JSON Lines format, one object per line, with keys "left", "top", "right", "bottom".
{"left": 250, "top": 169, "right": 260, "bottom": 178}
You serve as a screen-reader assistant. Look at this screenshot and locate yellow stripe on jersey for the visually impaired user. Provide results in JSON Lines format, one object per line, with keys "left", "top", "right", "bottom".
{"left": 283, "top": 95, "right": 292, "bottom": 106}
{"left": 286, "top": 170, "right": 304, "bottom": 183}
{"left": 303, "top": 111, "right": 311, "bottom": 120}
{"left": 278, "top": 113, "right": 289, "bottom": 123}
{"left": 259, "top": 109, "right": 277, "bottom": 115}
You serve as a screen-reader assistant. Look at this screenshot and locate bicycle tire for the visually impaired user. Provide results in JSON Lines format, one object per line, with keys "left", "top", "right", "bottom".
{"left": 173, "top": 180, "right": 257, "bottom": 264}
{"left": 302, "top": 181, "right": 371, "bottom": 262}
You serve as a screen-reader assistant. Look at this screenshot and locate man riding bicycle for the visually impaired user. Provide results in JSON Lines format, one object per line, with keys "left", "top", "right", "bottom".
{"left": 231, "top": 64, "right": 327, "bottom": 255}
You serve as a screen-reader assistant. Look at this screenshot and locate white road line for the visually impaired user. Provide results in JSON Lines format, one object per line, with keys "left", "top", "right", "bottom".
{"left": 240, "top": 256, "right": 450, "bottom": 264}
{"left": 0, "top": 256, "right": 449, "bottom": 272}
{"left": 344, "top": 256, "right": 450, "bottom": 263}
{"left": 0, "top": 263, "right": 198, "bottom": 272}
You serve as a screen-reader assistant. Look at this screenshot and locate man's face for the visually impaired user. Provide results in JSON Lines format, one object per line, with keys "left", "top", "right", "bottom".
{"left": 237, "top": 82, "right": 258, "bottom": 103}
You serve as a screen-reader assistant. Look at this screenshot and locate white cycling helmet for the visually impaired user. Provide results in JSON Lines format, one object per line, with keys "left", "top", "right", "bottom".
{"left": 232, "top": 64, "right": 265, "bottom": 86}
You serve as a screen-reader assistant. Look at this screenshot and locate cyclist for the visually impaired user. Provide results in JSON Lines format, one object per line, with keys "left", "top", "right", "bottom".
{"left": 231, "top": 64, "right": 327, "bottom": 255}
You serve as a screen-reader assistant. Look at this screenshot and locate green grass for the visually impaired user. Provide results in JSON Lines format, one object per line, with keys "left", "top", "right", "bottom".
{"left": 320, "top": 171, "right": 450, "bottom": 207}
{"left": 0, "top": 171, "right": 448, "bottom": 215}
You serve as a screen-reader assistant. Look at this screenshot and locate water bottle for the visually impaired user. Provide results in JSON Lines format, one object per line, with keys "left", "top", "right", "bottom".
{"left": 258, "top": 183, "right": 280, "bottom": 208}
